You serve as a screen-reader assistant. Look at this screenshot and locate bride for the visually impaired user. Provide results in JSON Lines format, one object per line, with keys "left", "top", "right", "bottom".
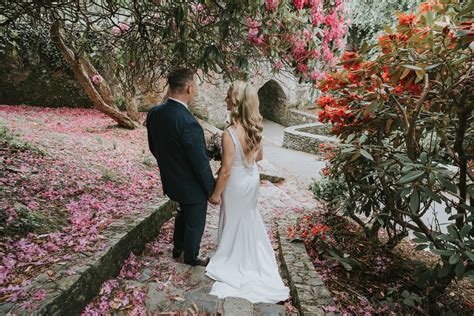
{"left": 205, "top": 81, "right": 289, "bottom": 304}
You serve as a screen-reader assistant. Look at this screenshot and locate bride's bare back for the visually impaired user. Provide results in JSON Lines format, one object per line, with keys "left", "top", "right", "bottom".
{"left": 230, "top": 124, "right": 263, "bottom": 165}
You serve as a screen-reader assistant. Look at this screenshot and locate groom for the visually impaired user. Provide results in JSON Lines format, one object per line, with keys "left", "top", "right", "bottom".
{"left": 146, "top": 68, "right": 216, "bottom": 266}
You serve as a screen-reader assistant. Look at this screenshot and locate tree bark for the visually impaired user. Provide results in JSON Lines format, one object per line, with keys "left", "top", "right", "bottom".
{"left": 50, "top": 20, "right": 136, "bottom": 129}
{"left": 80, "top": 56, "right": 119, "bottom": 111}
{"left": 125, "top": 92, "right": 140, "bottom": 122}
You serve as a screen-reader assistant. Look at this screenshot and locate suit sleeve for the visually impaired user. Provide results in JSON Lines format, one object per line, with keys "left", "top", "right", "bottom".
{"left": 146, "top": 111, "right": 157, "bottom": 160}
{"left": 181, "top": 121, "right": 216, "bottom": 197}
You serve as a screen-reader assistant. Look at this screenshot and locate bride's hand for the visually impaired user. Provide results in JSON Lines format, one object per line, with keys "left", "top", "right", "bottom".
{"left": 209, "top": 194, "right": 221, "bottom": 205}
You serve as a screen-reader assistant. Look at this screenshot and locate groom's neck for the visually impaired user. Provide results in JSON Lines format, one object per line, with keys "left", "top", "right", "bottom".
{"left": 169, "top": 93, "right": 189, "bottom": 105}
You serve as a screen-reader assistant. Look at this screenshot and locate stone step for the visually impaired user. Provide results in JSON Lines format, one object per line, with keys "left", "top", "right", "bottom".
{"left": 253, "top": 303, "right": 286, "bottom": 315}
{"left": 83, "top": 173, "right": 312, "bottom": 314}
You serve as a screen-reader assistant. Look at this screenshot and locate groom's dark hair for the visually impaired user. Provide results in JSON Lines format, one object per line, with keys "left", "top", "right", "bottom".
{"left": 167, "top": 68, "right": 194, "bottom": 93}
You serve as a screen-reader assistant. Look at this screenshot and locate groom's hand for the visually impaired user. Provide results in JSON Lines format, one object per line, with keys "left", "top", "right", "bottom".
{"left": 209, "top": 194, "right": 221, "bottom": 205}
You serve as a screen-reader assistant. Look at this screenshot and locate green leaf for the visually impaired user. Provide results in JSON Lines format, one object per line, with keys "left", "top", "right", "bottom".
{"left": 420, "top": 152, "right": 427, "bottom": 165}
{"left": 424, "top": 63, "right": 442, "bottom": 71}
{"left": 360, "top": 149, "right": 374, "bottom": 161}
{"left": 399, "top": 187, "right": 412, "bottom": 199}
{"left": 413, "top": 232, "right": 428, "bottom": 242}
{"left": 342, "top": 147, "right": 356, "bottom": 154}
{"left": 460, "top": 225, "right": 472, "bottom": 239}
{"left": 447, "top": 225, "right": 458, "bottom": 239}
{"left": 421, "top": 187, "right": 441, "bottom": 203}
{"left": 415, "top": 244, "right": 428, "bottom": 250}
{"left": 465, "top": 251, "right": 474, "bottom": 262}
{"left": 436, "top": 234, "right": 456, "bottom": 242}
{"left": 431, "top": 249, "right": 455, "bottom": 257}
{"left": 437, "top": 175, "right": 458, "bottom": 193}
{"left": 402, "top": 165, "right": 414, "bottom": 173}
{"left": 449, "top": 253, "right": 460, "bottom": 265}
{"left": 400, "top": 171, "right": 425, "bottom": 184}
{"left": 402, "top": 64, "right": 424, "bottom": 71}
{"left": 455, "top": 261, "right": 465, "bottom": 278}
{"left": 460, "top": 204, "right": 474, "bottom": 212}
{"left": 341, "top": 261, "right": 353, "bottom": 271}
{"left": 448, "top": 214, "right": 464, "bottom": 221}
{"left": 409, "top": 191, "right": 420, "bottom": 213}
{"left": 437, "top": 264, "right": 451, "bottom": 278}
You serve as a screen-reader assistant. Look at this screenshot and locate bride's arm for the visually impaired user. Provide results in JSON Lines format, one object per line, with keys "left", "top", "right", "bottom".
{"left": 209, "top": 131, "right": 235, "bottom": 204}
{"left": 256, "top": 142, "right": 263, "bottom": 162}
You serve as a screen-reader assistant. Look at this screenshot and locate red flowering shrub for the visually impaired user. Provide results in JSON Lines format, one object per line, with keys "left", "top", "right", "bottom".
{"left": 313, "top": 0, "right": 473, "bottom": 312}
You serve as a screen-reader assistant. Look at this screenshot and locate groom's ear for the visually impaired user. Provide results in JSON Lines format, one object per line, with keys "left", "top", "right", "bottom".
{"left": 183, "top": 82, "right": 191, "bottom": 95}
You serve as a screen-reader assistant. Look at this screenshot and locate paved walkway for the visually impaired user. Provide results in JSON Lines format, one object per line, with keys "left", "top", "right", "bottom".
{"left": 262, "top": 119, "right": 326, "bottom": 188}
{"left": 85, "top": 118, "right": 324, "bottom": 314}
{"left": 85, "top": 178, "right": 316, "bottom": 314}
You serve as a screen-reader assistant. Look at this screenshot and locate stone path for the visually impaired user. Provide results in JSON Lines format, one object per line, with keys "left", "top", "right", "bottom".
{"left": 262, "top": 119, "right": 326, "bottom": 188}
{"left": 82, "top": 119, "right": 325, "bottom": 314}
{"left": 84, "top": 176, "right": 317, "bottom": 315}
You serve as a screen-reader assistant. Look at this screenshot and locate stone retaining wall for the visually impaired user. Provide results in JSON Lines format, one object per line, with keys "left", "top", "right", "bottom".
{"left": 282, "top": 123, "right": 338, "bottom": 155}
{"left": 277, "top": 221, "right": 334, "bottom": 315}
{"left": 1, "top": 199, "right": 176, "bottom": 316}
{"left": 283, "top": 109, "right": 318, "bottom": 127}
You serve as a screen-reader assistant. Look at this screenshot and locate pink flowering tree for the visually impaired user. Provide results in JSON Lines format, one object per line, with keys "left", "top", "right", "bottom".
{"left": 1, "top": 1, "right": 347, "bottom": 128}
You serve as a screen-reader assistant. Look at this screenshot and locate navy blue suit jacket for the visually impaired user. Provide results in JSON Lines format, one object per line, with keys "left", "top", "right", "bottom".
{"left": 146, "top": 99, "right": 216, "bottom": 204}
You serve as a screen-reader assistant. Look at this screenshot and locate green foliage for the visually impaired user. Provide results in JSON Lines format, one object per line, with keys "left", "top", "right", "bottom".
{"left": 309, "top": 176, "right": 348, "bottom": 208}
{"left": 0, "top": 23, "right": 94, "bottom": 107}
{"left": 347, "top": 0, "right": 421, "bottom": 49}
{"left": 318, "top": 0, "right": 473, "bottom": 309}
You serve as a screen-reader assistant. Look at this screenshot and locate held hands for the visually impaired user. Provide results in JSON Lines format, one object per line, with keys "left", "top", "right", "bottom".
{"left": 209, "top": 193, "right": 221, "bottom": 205}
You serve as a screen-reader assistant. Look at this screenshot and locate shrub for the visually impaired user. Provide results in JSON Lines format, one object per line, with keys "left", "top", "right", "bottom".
{"left": 315, "top": 0, "right": 473, "bottom": 311}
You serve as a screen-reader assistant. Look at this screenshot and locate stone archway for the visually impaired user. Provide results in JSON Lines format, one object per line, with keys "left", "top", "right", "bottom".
{"left": 257, "top": 80, "right": 288, "bottom": 126}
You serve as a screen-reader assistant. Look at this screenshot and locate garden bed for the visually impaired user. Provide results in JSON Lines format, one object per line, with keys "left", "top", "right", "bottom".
{"left": 291, "top": 210, "right": 474, "bottom": 314}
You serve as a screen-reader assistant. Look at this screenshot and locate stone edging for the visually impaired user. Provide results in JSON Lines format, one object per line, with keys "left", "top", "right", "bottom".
{"left": 284, "top": 109, "right": 318, "bottom": 127}
{"left": 277, "top": 221, "right": 334, "bottom": 315}
{"left": 282, "top": 123, "right": 338, "bottom": 155}
{"left": 3, "top": 199, "right": 177, "bottom": 316}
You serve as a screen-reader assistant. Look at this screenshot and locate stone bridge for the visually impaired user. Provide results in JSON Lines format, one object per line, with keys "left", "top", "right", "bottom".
{"left": 191, "top": 67, "right": 316, "bottom": 129}
{"left": 136, "top": 65, "right": 318, "bottom": 129}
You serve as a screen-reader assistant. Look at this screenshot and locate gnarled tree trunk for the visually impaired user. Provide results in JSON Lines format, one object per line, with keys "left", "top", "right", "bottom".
{"left": 50, "top": 20, "right": 136, "bottom": 129}
{"left": 125, "top": 91, "right": 140, "bottom": 122}
{"left": 80, "top": 55, "right": 119, "bottom": 111}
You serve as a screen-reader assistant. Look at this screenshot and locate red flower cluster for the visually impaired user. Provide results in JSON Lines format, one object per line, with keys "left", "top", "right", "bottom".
{"left": 341, "top": 51, "right": 362, "bottom": 71}
{"left": 288, "top": 214, "right": 330, "bottom": 241}
{"left": 393, "top": 82, "right": 422, "bottom": 96}
{"left": 398, "top": 13, "right": 416, "bottom": 26}
{"left": 316, "top": 92, "right": 354, "bottom": 126}
{"left": 378, "top": 35, "right": 392, "bottom": 54}
{"left": 318, "top": 73, "right": 347, "bottom": 93}
{"left": 318, "top": 106, "right": 351, "bottom": 125}
{"left": 419, "top": 2, "right": 432, "bottom": 13}
{"left": 317, "top": 95, "right": 337, "bottom": 108}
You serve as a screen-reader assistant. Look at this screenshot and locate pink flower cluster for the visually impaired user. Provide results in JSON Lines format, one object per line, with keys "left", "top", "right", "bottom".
{"left": 253, "top": 0, "right": 348, "bottom": 81}
{"left": 247, "top": 17, "right": 265, "bottom": 46}
{"left": 293, "top": 0, "right": 309, "bottom": 10}
{"left": 266, "top": 0, "right": 281, "bottom": 11}
{"left": 91, "top": 74, "right": 103, "bottom": 84}
{"left": 112, "top": 22, "right": 130, "bottom": 35}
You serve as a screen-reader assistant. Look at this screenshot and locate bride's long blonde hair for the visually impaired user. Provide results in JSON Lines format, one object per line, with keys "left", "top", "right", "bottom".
{"left": 228, "top": 81, "right": 263, "bottom": 154}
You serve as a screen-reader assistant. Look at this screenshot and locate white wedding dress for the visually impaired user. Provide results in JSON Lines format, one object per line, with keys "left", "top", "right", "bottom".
{"left": 205, "top": 127, "right": 289, "bottom": 303}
